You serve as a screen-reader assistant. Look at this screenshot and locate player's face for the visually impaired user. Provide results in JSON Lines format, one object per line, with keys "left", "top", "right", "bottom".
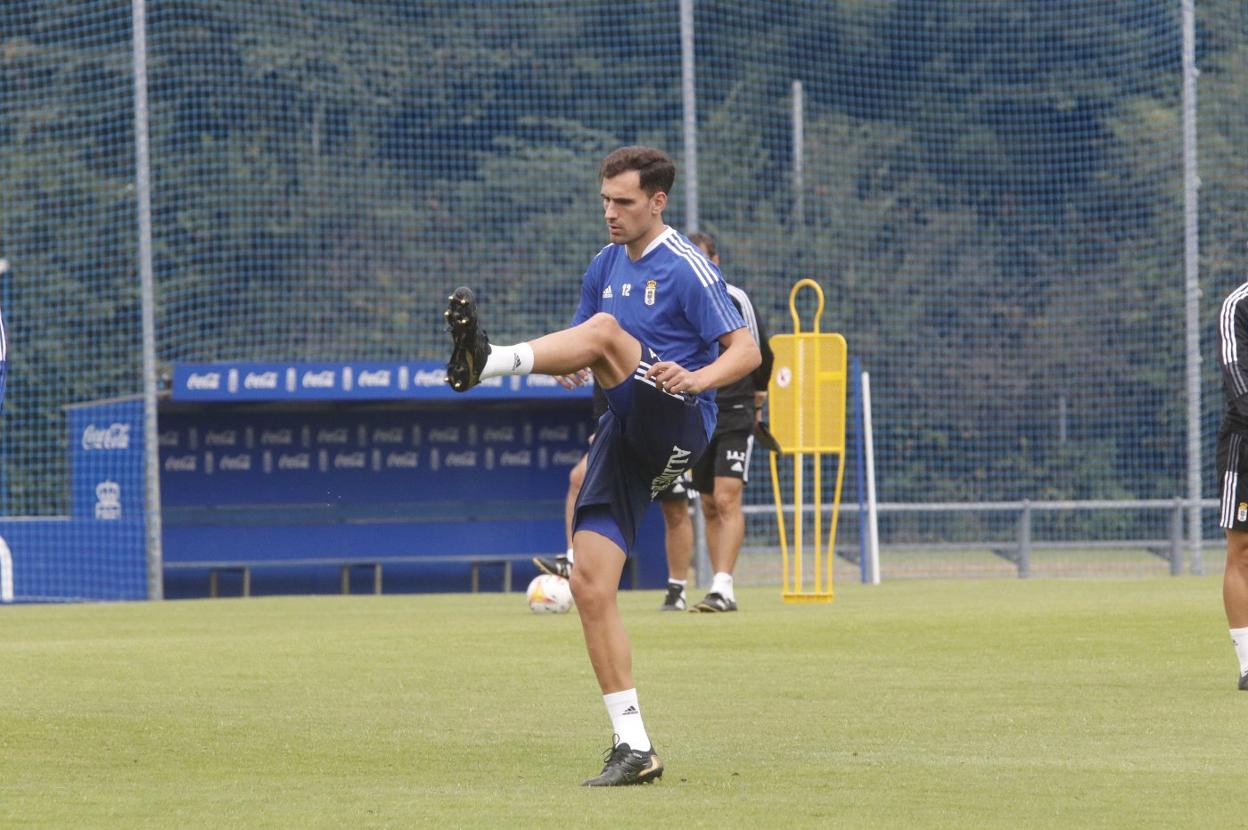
{"left": 601, "top": 172, "right": 666, "bottom": 246}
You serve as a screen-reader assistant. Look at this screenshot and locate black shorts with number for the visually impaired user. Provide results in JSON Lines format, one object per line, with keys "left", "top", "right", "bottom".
{"left": 1218, "top": 420, "right": 1248, "bottom": 530}
{"left": 688, "top": 426, "right": 754, "bottom": 494}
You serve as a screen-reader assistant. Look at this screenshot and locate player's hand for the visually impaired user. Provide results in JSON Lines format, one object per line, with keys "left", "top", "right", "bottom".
{"left": 644, "top": 361, "right": 704, "bottom": 395}
{"left": 556, "top": 368, "right": 592, "bottom": 390}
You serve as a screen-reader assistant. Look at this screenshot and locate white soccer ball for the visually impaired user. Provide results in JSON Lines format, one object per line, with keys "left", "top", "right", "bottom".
{"left": 526, "top": 574, "right": 574, "bottom": 614}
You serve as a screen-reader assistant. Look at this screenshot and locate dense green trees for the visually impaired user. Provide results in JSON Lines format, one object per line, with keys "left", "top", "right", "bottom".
{"left": 0, "top": 0, "right": 1243, "bottom": 513}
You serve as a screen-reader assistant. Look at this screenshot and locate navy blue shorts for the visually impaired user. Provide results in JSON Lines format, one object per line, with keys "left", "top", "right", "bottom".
{"left": 573, "top": 354, "right": 711, "bottom": 553}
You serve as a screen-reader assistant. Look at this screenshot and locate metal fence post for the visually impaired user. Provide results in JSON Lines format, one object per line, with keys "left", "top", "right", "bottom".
{"left": 131, "top": 0, "right": 163, "bottom": 600}
{"left": 679, "top": 0, "right": 698, "bottom": 232}
{"left": 692, "top": 493, "right": 711, "bottom": 588}
{"left": 1017, "top": 500, "right": 1031, "bottom": 579}
{"left": 1181, "top": 0, "right": 1203, "bottom": 578}
{"left": 1169, "top": 498, "right": 1184, "bottom": 576}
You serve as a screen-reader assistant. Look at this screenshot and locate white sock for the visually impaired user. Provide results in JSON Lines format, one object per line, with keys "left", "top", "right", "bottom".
{"left": 711, "top": 572, "right": 734, "bottom": 602}
{"left": 603, "top": 688, "right": 650, "bottom": 752}
{"left": 1231, "top": 627, "right": 1248, "bottom": 676}
{"left": 667, "top": 578, "right": 686, "bottom": 589}
{"left": 479, "top": 342, "right": 534, "bottom": 380}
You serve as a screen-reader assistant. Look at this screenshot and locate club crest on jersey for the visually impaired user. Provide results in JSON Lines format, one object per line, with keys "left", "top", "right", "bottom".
{"left": 644, "top": 279, "right": 657, "bottom": 306}
{"left": 1239, "top": 502, "right": 1247, "bottom": 523}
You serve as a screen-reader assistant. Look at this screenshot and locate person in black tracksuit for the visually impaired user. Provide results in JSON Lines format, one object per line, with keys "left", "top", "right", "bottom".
{"left": 655, "top": 232, "right": 774, "bottom": 612}
{"left": 1217, "top": 279, "right": 1248, "bottom": 690}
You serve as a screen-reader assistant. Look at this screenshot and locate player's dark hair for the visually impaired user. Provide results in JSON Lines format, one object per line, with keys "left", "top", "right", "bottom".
{"left": 687, "top": 231, "right": 717, "bottom": 259}
{"left": 599, "top": 146, "right": 675, "bottom": 196}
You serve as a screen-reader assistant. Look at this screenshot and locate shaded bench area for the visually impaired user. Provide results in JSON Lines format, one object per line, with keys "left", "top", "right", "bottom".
{"left": 160, "top": 499, "right": 572, "bottom": 597}
{"left": 166, "top": 554, "right": 537, "bottom": 597}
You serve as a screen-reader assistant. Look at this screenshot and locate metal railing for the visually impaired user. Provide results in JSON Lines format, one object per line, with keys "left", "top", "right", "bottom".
{"left": 736, "top": 498, "right": 1223, "bottom": 579}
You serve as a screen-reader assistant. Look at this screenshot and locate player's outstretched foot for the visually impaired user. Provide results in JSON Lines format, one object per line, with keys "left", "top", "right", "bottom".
{"left": 533, "top": 554, "right": 571, "bottom": 579}
{"left": 581, "top": 740, "right": 663, "bottom": 787}
{"left": 444, "top": 286, "right": 490, "bottom": 392}
{"left": 1239, "top": 672, "right": 1248, "bottom": 691}
{"left": 659, "top": 582, "right": 686, "bottom": 611}
{"left": 690, "top": 592, "right": 737, "bottom": 613}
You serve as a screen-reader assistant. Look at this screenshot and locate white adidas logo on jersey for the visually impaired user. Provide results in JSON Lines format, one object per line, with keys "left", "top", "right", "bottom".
{"left": 602, "top": 285, "right": 613, "bottom": 299}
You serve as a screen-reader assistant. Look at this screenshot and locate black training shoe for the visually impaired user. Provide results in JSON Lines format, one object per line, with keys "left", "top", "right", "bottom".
{"left": 444, "top": 286, "right": 491, "bottom": 392}
{"left": 659, "top": 583, "right": 686, "bottom": 611}
{"left": 533, "top": 555, "right": 571, "bottom": 579}
{"left": 690, "top": 592, "right": 737, "bottom": 613}
{"left": 1239, "top": 672, "right": 1248, "bottom": 691}
{"left": 581, "top": 740, "right": 663, "bottom": 787}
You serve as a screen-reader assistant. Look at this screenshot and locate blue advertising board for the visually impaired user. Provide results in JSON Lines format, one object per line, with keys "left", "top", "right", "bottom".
{"left": 159, "top": 361, "right": 665, "bottom": 597}
{"left": 158, "top": 407, "right": 591, "bottom": 508}
{"left": 26, "top": 367, "right": 663, "bottom": 600}
{"left": 0, "top": 517, "right": 146, "bottom": 602}
{"left": 0, "top": 397, "right": 149, "bottom": 602}
{"left": 68, "top": 397, "right": 146, "bottom": 522}
{"left": 172, "top": 361, "right": 592, "bottom": 403}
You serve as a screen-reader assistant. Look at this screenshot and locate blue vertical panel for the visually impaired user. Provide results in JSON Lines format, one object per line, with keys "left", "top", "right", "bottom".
{"left": 1, "top": 397, "right": 151, "bottom": 601}
{"left": 69, "top": 399, "right": 146, "bottom": 521}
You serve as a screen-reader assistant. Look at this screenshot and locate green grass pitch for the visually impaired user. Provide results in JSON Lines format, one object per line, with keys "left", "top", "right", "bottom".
{"left": 0, "top": 576, "right": 1240, "bottom": 828}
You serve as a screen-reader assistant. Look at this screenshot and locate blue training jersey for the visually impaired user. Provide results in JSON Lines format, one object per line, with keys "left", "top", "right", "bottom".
{"left": 572, "top": 227, "right": 745, "bottom": 437}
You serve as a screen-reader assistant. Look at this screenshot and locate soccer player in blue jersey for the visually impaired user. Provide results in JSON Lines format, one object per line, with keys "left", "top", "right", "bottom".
{"left": 444, "top": 145, "right": 760, "bottom": 785}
